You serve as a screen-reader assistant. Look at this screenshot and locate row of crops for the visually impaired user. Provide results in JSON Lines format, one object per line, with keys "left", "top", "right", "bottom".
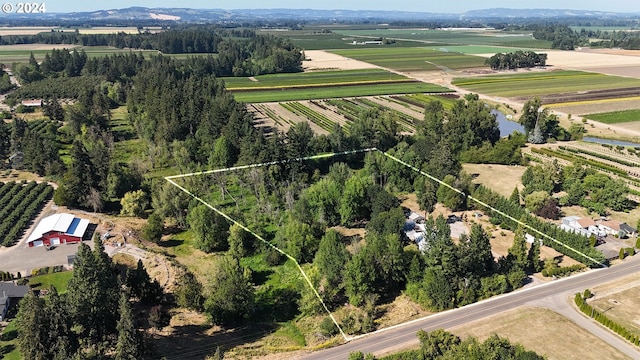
{"left": 0, "top": 181, "right": 53, "bottom": 247}
{"left": 279, "top": 102, "right": 339, "bottom": 133}
{"left": 25, "top": 119, "right": 62, "bottom": 136}
{"left": 275, "top": 97, "right": 428, "bottom": 135}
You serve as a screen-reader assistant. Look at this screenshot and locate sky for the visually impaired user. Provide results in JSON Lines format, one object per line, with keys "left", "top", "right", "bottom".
{"left": 45, "top": 1, "right": 639, "bottom": 13}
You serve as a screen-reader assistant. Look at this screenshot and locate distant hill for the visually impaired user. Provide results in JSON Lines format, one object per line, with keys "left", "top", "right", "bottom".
{"left": 0, "top": 7, "right": 638, "bottom": 22}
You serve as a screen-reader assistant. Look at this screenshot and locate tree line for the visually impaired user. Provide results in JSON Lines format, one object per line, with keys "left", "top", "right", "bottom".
{"left": 485, "top": 51, "right": 547, "bottom": 70}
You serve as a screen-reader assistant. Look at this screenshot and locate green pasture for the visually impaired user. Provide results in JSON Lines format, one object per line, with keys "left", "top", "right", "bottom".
{"left": 585, "top": 109, "right": 640, "bottom": 124}
{"left": 0, "top": 49, "right": 53, "bottom": 63}
{"left": 331, "top": 47, "right": 486, "bottom": 72}
{"left": 452, "top": 70, "right": 640, "bottom": 98}
{"left": 231, "top": 82, "right": 451, "bottom": 103}
{"left": 222, "top": 69, "right": 407, "bottom": 89}
{"left": 333, "top": 28, "right": 553, "bottom": 49}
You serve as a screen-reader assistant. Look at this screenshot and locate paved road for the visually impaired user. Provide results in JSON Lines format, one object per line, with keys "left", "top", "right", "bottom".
{"left": 303, "top": 256, "right": 640, "bottom": 359}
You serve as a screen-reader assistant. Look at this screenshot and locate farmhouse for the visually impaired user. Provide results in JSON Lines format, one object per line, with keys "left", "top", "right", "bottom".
{"left": 560, "top": 216, "right": 637, "bottom": 238}
{"left": 27, "top": 213, "right": 90, "bottom": 247}
{"left": 0, "top": 282, "right": 29, "bottom": 321}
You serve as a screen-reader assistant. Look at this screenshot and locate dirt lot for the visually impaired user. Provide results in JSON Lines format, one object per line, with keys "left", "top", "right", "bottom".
{"left": 450, "top": 306, "right": 630, "bottom": 360}
{"left": 302, "top": 50, "right": 379, "bottom": 71}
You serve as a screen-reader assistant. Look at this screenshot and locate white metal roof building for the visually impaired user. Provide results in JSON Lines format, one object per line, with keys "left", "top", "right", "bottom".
{"left": 27, "top": 213, "right": 90, "bottom": 247}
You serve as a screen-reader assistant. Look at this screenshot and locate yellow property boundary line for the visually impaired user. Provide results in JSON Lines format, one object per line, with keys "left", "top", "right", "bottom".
{"left": 165, "top": 148, "right": 606, "bottom": 343}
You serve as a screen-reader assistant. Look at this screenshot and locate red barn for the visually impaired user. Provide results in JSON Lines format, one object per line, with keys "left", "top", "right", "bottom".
{"left": 27, "top": 213, "right": 90, "bottom": 247}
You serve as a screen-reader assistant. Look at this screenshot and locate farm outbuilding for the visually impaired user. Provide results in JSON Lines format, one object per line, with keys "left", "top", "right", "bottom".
{"left": 27, "top": 213, "right": 90, "bottom": 248}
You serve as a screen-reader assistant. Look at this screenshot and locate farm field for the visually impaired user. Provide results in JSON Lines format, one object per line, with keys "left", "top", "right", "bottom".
{"left": 584, "top": 109, "right": 640, "bottom": 124}
{"left": 249, "top": 95, "right": 432, "bottom": 136}
{"left": 451, "top": 306, "right": 630, "bottom": 360}
{"left": 260, "top": 30, "right": 422, "bottom": 50}
{"left": 452, "top": 70, "right": 640, "bottom": 98}
{"left": 231, "top": 82, "right": 450, "bottom": 103}
{"left": 0, "top": 45, "right": 157, "bottom": 62}
{"left": 547, "top": 96, "right": 640, "bottom": 116}
{"left": 221, "top": 69, "right": 407, "bottom": 89}
{"left": 0, "top": 26, "right": 55, "bottom": 36}
{"left": 332, "top": 28, "right": 553, "bottom": 49}
{"left": 331, "top": 47, "right": 487, "bottom": 72}
{"left": 432, "top": 44, "right": 542, "bottom": 54}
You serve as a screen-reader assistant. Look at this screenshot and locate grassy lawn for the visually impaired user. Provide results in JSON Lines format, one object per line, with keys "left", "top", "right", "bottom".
{"left": 0, "top": 320, "right": 20, "bottom": 360}
{"left": 589, "top": 285, "right": 640, "bottom": 337}
{"left": 232, "top": 82, "right": 451, "bottom": 103}
{"left": 222, "top": 69, "right": 407, "bottom": 89}
{"left": 585, "top": 109, "right": 640, "bottom": 124}
{"left": 331, "top": 47, "right": 487, "bottom": 72}
{"left": 453, "top": 70, "right": 640, "bottom": 98}
{"left": 28, "top": 271, "right": 73, "bottom": 293}
{"left": 451, "top": 306, "right": 629, "bottom": 360}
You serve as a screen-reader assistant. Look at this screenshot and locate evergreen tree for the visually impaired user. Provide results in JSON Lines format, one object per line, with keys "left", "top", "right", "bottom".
{"left": 115, "top": 294, "right": 142, "bottom": 360}
{"left": 204, "top": 256, "right": 255, "bottom": 326}
{"left": 508, "top": 224, "right": 529, "bottom": 271}
{"left": 16, "top": 293, "right": 48, "bottom": 360}
{"left": 65, "top": 242, "right": 118, "bottom": 349}
{"left": 174, "top": 271, "right": 204, "bottom": 311}
{"left": 314, "top": 229, "right": 349, "bottom": 306}
{"left": 509, "top": 187, "right": 520, "bottom": 205}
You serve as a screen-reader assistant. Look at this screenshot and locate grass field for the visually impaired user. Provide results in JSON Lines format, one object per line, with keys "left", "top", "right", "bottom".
{"left": 331, "top": 47, "right": 486, "bottom": 72}
{"left": 450, "top": 306, "right": 629, "bottom": 360}
{"left": 260, "top": 30, "right": 422, "bottom": 50}
{"left": 29, "top": 271, "right": 73, "bottom": 293}
{"left": 231, "top": 82, "right": 451, "bottom": 103}
{"left": 452, "top": 70, "right": 640, "bottom": 98}
{"left": 584, "top": 109, "right": 640, "bottom": 124}
{"left": 109, "top": 106, "right": 146, "bottom": 164}
{"left": 462, "top": 163, "right": 525, "bottom": 198}
{"left": 333, "top": 28, "right": 553, "bottom": 49}
{"left": 0, "top": 45, "right": 158, "bottom": 63}
{"left": 431, "top": 45, "right": 541, "bottom": 54}
{"left": 222, "top": 69, "right": 407, "bottom": 89}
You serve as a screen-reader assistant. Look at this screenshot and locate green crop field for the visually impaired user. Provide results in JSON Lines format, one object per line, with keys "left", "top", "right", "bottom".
{"left": 431, "top": 45, "right": 541, "bottom": 54}
{"left": 222, "top": 69, "right": 407, "bottom": 89}
{"left": 231, "top": 82, "right": 451, "bottom": 103}
{"left": 585, "top": 109, "right": 640, "bottom": 124}
{"left": 452, "top": 70, "right": 640, "bottom": 98}
{"left": 333, "top": 28, "right": 553, "bottom": 49}
{"left": 331, "top": 47, "right": 486, "bottom": 72}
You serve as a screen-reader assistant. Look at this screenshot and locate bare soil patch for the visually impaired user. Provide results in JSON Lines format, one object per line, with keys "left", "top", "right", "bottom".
{"left": 302, "top": 50, "right": 379, "bottom": 71}
{"left": 450, "top": 306, "right": 630, "bottom": 360}
{"left": 462, "top": 163, "right": 526, "bottom": 198}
